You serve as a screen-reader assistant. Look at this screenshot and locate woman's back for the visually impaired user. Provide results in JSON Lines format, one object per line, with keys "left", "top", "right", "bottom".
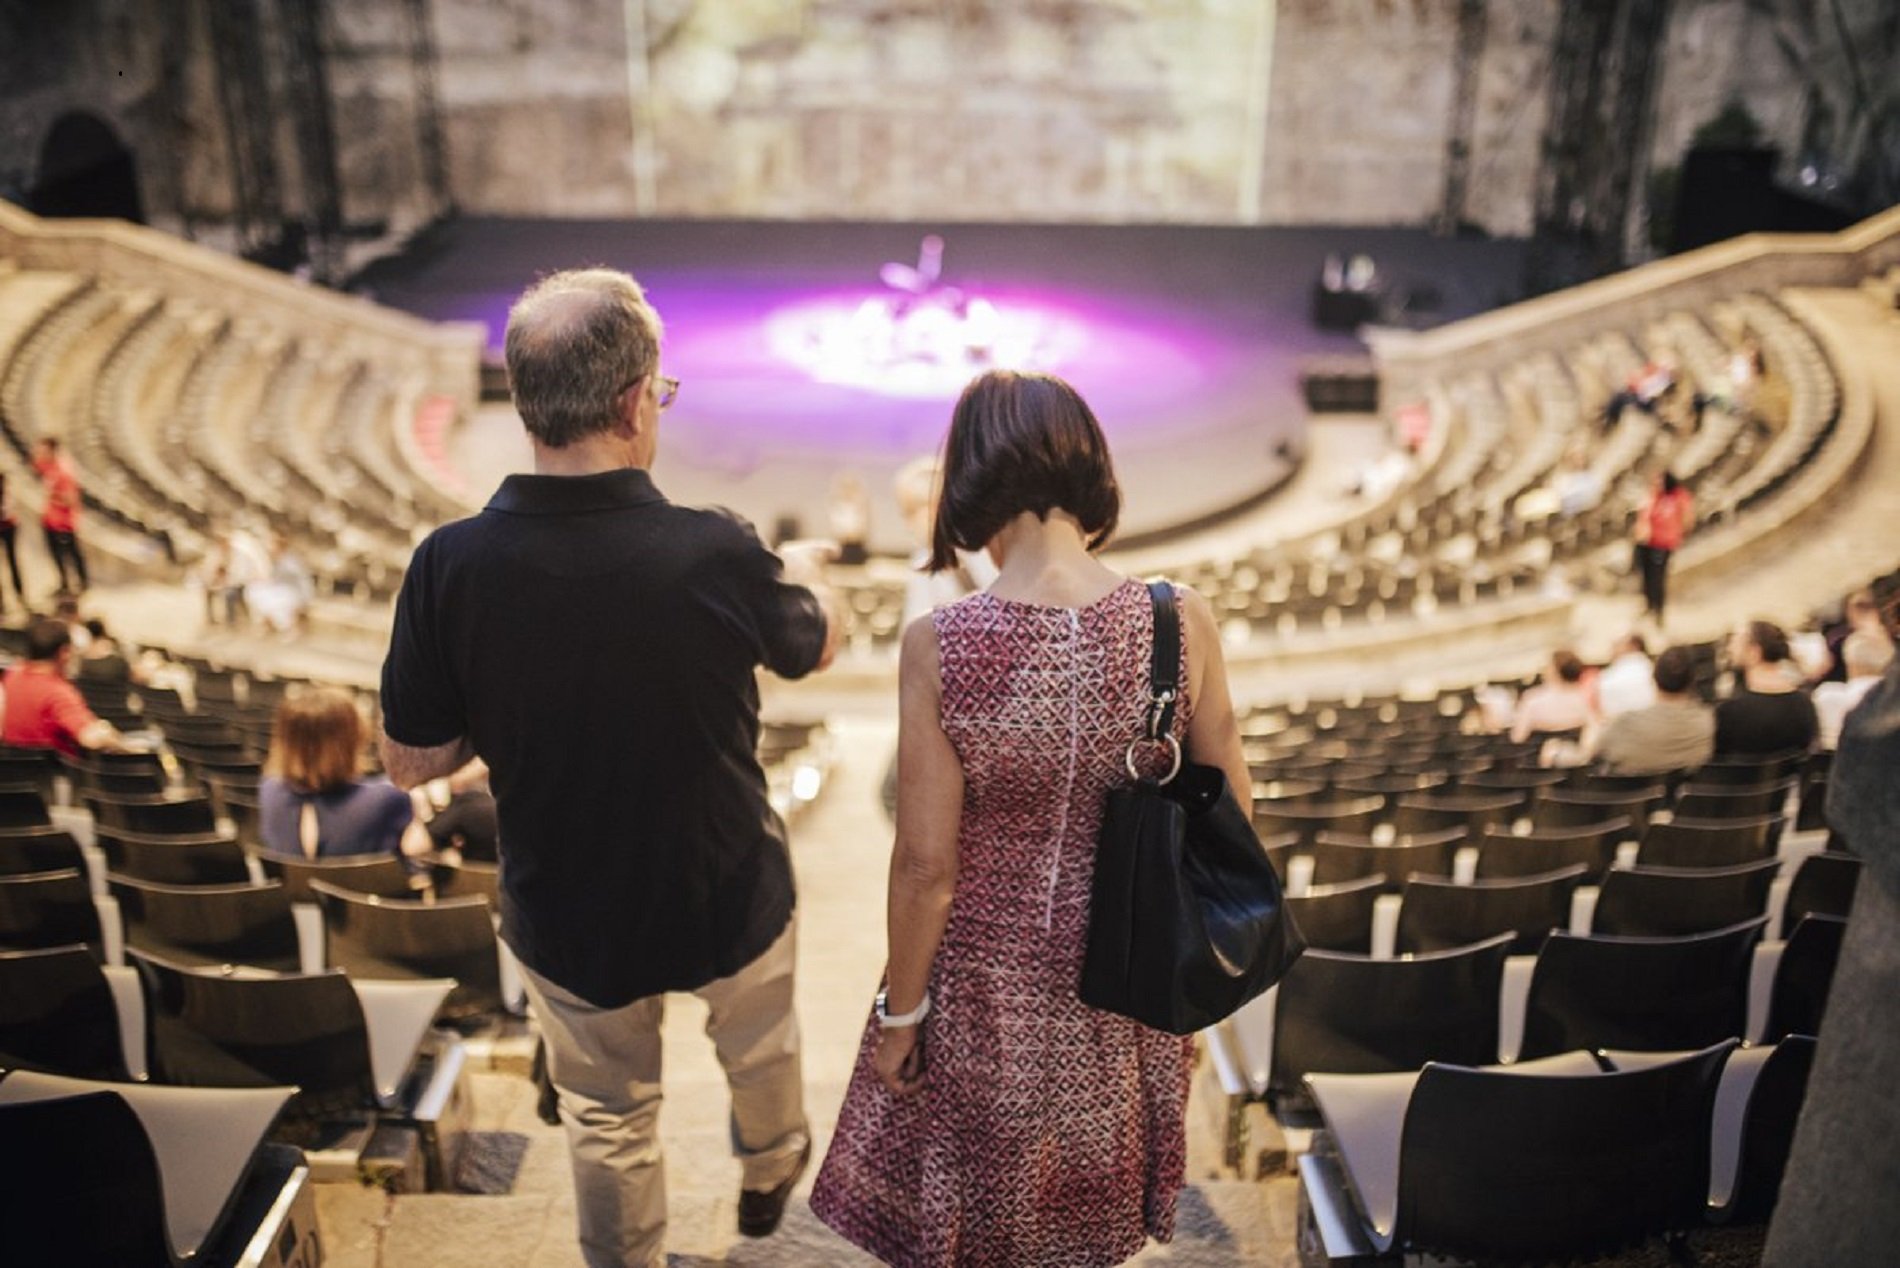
{"left": 259, "top": 775, "right": 411, "bottom": 858}
{"left": 813, "top": 576, "right": 1195, "bottom": 1268}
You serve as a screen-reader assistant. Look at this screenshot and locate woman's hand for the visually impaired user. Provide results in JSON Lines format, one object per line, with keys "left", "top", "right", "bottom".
{"left": 875, "top": 1025, "right": 926, "bottom": 1097}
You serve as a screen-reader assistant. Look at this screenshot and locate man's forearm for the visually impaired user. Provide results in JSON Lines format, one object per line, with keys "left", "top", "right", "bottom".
{"left": 380, "top": 729, "right": 476, "bottom": 790}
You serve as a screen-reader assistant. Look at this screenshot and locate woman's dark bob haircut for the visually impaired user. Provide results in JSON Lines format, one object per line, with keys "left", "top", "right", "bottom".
{"left": 927, "top": 370, "right": 1121, "bottom": 572}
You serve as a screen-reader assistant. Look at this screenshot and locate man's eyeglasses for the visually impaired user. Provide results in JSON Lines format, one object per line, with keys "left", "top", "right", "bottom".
{"left": 621, "top": 374, "right": 682, "bottom": 411}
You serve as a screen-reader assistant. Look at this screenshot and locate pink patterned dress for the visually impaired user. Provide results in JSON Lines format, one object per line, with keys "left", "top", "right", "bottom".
{"left": 811, "top": 578, "right": 1195, "bottom": 1268}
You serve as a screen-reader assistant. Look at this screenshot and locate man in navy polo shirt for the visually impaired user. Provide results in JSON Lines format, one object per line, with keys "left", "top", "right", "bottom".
{"left": 379, "top": 268, "right": 837, "bottom": 1267}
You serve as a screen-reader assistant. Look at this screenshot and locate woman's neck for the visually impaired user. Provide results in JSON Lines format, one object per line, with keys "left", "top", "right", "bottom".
{"left": 986, "top": 511, "right": 1118, "bottom": 603}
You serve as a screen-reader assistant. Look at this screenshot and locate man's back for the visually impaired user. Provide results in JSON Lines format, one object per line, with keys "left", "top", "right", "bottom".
{"left": 381, "top": 469, "right": 825, "bottom": 1007}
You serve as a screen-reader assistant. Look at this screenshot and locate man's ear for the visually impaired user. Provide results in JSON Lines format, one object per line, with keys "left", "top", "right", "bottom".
{"left": 614, "top": 376, "right": 647, "bottom": 439}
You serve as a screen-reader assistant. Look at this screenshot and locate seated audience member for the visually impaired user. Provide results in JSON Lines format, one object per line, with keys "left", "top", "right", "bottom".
{"left": 1595, "top": 632, "right": 1656, "bottom": 718}
{"left": 247, "top": 532, "right": 315, "bottom": 635}
{"left": 1592, "top": 646, "right": 1715, "bottom": 775}
{"left": 1819, "top": 589, "right": 1893, "bottom": 684}
{"left": 1511, "top": 649, "right": 1597, "bottom": 743}
{"left": 260, "top": 686, "right": 429, "bottom": 866}
{"left": 1815, "top": 631, "right": 1895, "bottom": 750}
{"left": 1714, "top": 621, "right": 1819, "bottom": 756}
{"left": 75, "top": 619, "right": 137, "bottom": 687}
{"left": 419, "top": 758, "right": 500, "bottom": 865}
{"left": 1, "top": 618, "right": 130, "bottom": 755}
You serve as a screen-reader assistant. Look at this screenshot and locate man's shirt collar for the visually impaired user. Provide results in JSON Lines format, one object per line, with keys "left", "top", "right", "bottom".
{"left": 487, "top": 468, "right": 666, "bottom": 515}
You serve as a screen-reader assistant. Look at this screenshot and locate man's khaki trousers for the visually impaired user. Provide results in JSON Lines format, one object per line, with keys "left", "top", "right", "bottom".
{"left": 520, "top": 920, "right": 809, "bottom": 1268}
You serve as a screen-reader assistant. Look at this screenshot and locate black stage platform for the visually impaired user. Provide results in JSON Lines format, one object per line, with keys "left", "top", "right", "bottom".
{"left": 358, "top": 219, "right": 1526, "bottom": 552}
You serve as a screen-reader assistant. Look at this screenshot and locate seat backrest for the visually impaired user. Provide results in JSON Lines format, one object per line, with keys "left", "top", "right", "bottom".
{"left": 108, "top": 876, "right": 299, "bottom": 972}
{"left": 1395, "top": 865, "right": 1587, "bottom": 956}
{"left": 0, "top": 753, "right": 59, "bottom": 802}
{"left": 1269, "top": 934, "right": 1513, "bottom": 1099}
{"left": 1309, "top": 832, "right": 1460, "bottom": 887}
{"left": 132, "top": 949, "right": 376, "bottom": 1115}
{"left": 1764, "top": 915, "right": 1847, "bottom": 1043}
{"left": 432, "top": 860, "right": 501, "bottom": 905}
{"left": 1459, "top": 768, "right": 1568, "bottom": 798}
{"left": 97, "top": 829, "right": 251, "bottom": 885}
{"left": 1721, "top": 1035, "right": 1819, "bottom": 1224}
{"left": 0, "top": 868, "right": 101, "bottom": 951}
{"left": 1519, "top": 918, "right": 1767, "bottom": 1060}
{"left": 1637, "top": 815, "right": 1777, "bottom": 869}
{"left": 0, "top": 827, "right": 87, "bottom": 877}
{"left": 1673, "top": 782, "right": 1792, "bottom": 822}
{"left": 1393, "top": 791, "right": 1525, "bottom": 839}
{"left": 312, "top": 879, "right": 501, "bottom": 1018}
{"left": 1286, "top": 874, "right": 1386, "bottom": 952}
{"left": 1396, "top": 1042, "right": 1733, "bottom": 1259}
{"left": 1592, "top": 859, "right": 1782, "bottom": 937}
{"left": 247, "top": 847, "right": 414, "bottom": 901}
{"left": 85, "top": 794, "right": 219, "bottom": 837}
{"left": 0, "top": 783, "right": 53, "bottom": 830}
{"left": 0, "top": 945, "right": 128, "bottom": 1079}
{"left": 1534, "top": 785, "right": 1665, "bottom": 831}
{"left": 1783, "top": 852, "right": 1862, "bottom": 926}
{"left": 1691, "top": 751, "right": 1805, "bottom": 785}
{"left": 1254, "top": 796, "right": 1384, "bottom": 845}
{"left": 0, "top": 1089, "right": 172, "bottom": 1267}
{"left": 1473, "top": 818, "right": 1629, "bottom": 882}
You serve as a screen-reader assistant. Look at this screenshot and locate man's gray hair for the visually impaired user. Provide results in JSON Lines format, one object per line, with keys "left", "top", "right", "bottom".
{"left": 1843, "top": 630, "right": 1895, "bottom": 677}
{"left": 504, "top": 269, "right": 664, "bottom": 448}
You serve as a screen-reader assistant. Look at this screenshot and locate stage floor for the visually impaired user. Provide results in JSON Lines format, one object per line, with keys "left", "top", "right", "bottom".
{"left": 359, "top": 218, "right": 1527, "bottom": 551}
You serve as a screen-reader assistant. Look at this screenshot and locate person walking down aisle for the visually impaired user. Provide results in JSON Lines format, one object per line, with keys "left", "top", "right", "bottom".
{"left": 811, "top": 371, "right": 1253, "bottom": 1268}
{"left": 0, "top": 474, "right": 28, "bottom": 614}
{"left": 1634, "top": 470, "right": 1692, "bottom": 627}
{"left": 378, "top": 269, "right": 838, "bottom": 1268}
{"left": 32, "top": 437, "right": 87, "bottom": 595}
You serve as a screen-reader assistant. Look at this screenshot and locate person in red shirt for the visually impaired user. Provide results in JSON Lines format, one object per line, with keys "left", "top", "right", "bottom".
{"left": 2, "top": 618, "right": 128, "bottom": 757}
{"left": 33, "top": 436, "right": 88, "bottom": 595}
{"left": 1634, "top": 470, "right": 1694, "bottom": 626}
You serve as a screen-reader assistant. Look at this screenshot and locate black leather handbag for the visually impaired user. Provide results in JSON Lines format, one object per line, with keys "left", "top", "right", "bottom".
{"left": 1079, "top": 581, "right": 1304, "bottom": 1035}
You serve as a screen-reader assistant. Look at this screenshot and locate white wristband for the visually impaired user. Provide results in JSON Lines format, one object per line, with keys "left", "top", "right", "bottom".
{"left": 875, "top": 988, "right": 931, "bottom": 1029}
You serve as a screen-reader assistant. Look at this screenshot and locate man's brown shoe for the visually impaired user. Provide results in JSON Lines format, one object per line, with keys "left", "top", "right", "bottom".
{"left": 737, "top": 1140, "right": 812, "bottom": 1238}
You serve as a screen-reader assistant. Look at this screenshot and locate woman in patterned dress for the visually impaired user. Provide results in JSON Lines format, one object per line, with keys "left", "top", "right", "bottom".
{"left": 810, "top": 371, "right": 1254, "bottom": 1267}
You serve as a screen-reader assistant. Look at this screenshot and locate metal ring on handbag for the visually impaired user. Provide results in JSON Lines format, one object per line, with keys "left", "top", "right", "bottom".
{"left": 1125, "top": 734, "right": 1183, "bottom": 785}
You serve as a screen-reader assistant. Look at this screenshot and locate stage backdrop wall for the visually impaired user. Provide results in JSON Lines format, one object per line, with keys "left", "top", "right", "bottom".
{"left": 6, "top": 0, "right": 1883, "bottom": 247}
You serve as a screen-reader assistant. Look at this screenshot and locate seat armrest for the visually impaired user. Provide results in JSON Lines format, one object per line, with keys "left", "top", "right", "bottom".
{"left": 1371, "top": 894, "right": 1401, "bottom": 960}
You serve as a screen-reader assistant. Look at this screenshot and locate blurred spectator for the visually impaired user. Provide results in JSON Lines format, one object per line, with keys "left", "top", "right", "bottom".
{"left": 1634, "top": 471, "right": 1693, "bottom": 626}
{"left": 1815, "top": 631, "right": 1895, "bottom": 750}
{"left": 1, "top": 618, "right": 130, "bottom": 755}
{"left": 828, "top": 470, "right": 871, "bottom": 566}
{"left": 416, "top": 758, "right": 499, "bottom": 865}
{"left": 1595, "top": 632, "right": 1656, "bottom": 718}
{"left": 260, "top": 686, "right": 431, "bottom": 868}
{"left": 1555, "top": 448, "right": 1603, "bottom": 518}
{"left": 1714, "top": 621, "right": 1818, "bottom": 755}
{"left": 1591, "top": 646, "right": 1715, "bottom": 775}
{"left": 247, "top": 532, "right": 314, "bottom": 635}
{"left": 32, "top": 437, "right": 88, "bottom": 595}
{"left": 1601, "top": 357, "right": 1677, "bottom": 429}
{"left": 1818, "top": 589, "right": 1893, "bottom": 684}
{"left": 0, "top": 473, "right": 25, "bottom": 615}
{"left": 75, "top": 618, "right": 138, "bottom": 687}
{"left": 1512, "top": 650, "right": 1597, "bottom": 742}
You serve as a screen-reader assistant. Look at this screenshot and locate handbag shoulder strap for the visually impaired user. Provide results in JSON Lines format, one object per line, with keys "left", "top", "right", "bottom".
{"left": 1144, "top": 580, "right": 1180, "bottom": 741}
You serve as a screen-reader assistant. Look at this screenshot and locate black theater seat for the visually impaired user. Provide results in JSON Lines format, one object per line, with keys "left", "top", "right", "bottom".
{"left": 1518, "top": 918, "right": 1766, "bottom": 1060}
{"left": 109, "top": 875, "right": 301, "bottom": 972}
{"left": 1590, "top": 859, "right": 1780, "bottom": 936}
{"left": 0, "top": 944, "right": 130, "bottom": 1079}
{"left": 1473, "top": 818, "right": 1629, "bottom": 881}
{"left": 1395, "top": 865, "right": 1586, "bottom": 955}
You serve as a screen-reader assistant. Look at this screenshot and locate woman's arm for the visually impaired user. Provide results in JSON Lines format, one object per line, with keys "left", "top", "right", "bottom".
{"left": 1180, "top": 587, "right": 1253, "bottom": 808}
{"left": 878, "top": 614, "right": 964, "bottom": 1095}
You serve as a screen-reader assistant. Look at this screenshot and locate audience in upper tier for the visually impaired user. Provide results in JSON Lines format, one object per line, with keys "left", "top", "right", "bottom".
{"left": 1714, "top": 620, "right": 1820, "bottom": 756}
{"left": 0, "top": 617, "right": 130, "bottom": 755}
{"left": 1590, "top": 645, "right": 1716, "bottom": 775}
{"left": 260, "top": 685, "right": 430, "bottom": 869}
{"left": 1510, "top": 649, "right": 1596, "bottom": 742}
{"left": 1594, "top": 632, "right": 1656, "bottom": 719}
{"left": 1815, "top": 631, "right": 1895, "bottom": 750}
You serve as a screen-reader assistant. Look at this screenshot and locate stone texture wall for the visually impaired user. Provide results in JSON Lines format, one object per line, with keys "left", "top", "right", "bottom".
{"left": 0, "top": 0, "right": 1881, "bottom": 243}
